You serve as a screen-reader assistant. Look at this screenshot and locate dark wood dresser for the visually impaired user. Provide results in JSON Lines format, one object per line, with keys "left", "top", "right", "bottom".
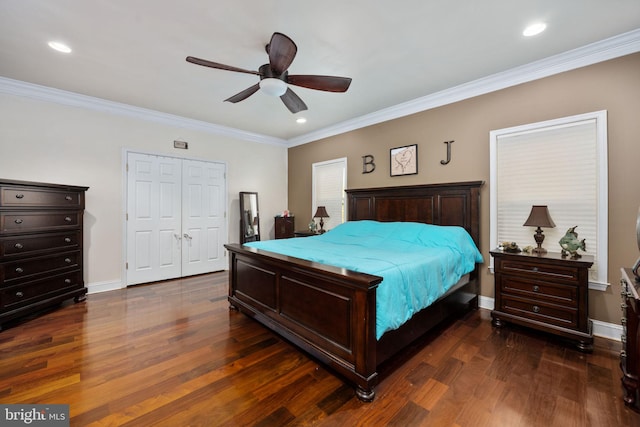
{"left": 0, "top": 179, "right": 88, "bottom": 330}
{"left": 274, "top": 216, "right": 294, "bottom": 239}
{"left": 621, "top": 267, "right": 640, "bottom": 411}
{"left": 490, "top": 250, "right": 594, "bottom": 351}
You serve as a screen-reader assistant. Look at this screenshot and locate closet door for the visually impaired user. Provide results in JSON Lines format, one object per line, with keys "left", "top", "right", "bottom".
{"left": 181, "top": 159, "right": 227, "bottom": 276}
{"left": 126, "top": 153, "right": 182, "bottom": 285}
{"left": 126, "top": 153, "right": 227, "bottom": 286}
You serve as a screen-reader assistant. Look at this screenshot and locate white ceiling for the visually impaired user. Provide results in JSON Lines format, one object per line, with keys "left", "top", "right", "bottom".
{"left": 1, "top": 1, "right": 639, "bottom": 146}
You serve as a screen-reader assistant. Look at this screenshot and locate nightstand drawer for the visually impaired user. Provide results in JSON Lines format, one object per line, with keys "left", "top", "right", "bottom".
{"left": 500, "top": 259, "right": 580, "bottom": 283}
{"left": 499, "top": 294, "right": 579, "bottom": 329}
{"left": 499, "top": 276, "right": 578, "bottom": 307}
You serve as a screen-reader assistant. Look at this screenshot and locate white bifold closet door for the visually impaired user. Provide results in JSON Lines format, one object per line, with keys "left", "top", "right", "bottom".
{"left": 126, "top": 152, "right": 226, "bottom": 286}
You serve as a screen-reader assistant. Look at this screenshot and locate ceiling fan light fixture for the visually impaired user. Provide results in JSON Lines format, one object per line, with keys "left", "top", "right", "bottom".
{"left": 259, "top": 78, "right": 287, "bottom": 97}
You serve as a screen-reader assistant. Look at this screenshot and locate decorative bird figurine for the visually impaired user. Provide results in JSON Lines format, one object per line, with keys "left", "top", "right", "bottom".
{"left": 559, "top": 226, "right": 586, "bottom": 259}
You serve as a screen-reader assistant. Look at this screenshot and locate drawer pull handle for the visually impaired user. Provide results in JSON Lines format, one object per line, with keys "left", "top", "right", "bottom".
{"left": 14, "top": 243, "right": 23, "bottom": 249}
{"left": 64, "top": 217, "right": 72, "bottom": 222}
{"left": 14, "top": 218, "right": 23, "bottom": 224}
{"left": 532, "top": 267, "right": 538, "bottom": 272}
{"left": 15, "top": 291, "right": 23, "bottom": 298}
{"left": 533, "top": 285, "right": 540, "bottom": 292}
{"left": 15, "top": 267, "right": 23, "bottom": 274}
{"left": 532, "top": 305, "right": 540, "bottom": 313}
{"left": 64, "top": 237, "right": 72, "bottom": 243}
{"left": 15, "top": 193, "right": 24, "bottom": 199}
{"left": 64, "top": 258, "right": 72, "bottom": 263}
{"left": 65, "top": 195, "right": 73, "bottom": 201}
{"left": 64, "top": 278, "right": 72, "bottom": 284}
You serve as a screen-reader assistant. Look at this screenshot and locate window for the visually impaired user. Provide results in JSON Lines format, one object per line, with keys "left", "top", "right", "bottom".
{"left": 490, "top": 111, "right": 608, "bottom": 288}
{"left": 312, "top": 158, "right": 347, "bottom": 230}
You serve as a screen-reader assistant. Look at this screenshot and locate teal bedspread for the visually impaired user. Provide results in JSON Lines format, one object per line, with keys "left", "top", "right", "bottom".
{"left": 245, "top": 220, "right": 483, "bottom": 339}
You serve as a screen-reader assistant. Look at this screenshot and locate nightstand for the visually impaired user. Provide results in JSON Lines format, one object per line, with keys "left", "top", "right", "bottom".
{"left": 490, "top": 250, "right": 594, "bottom": 352}
{"left": 274, "top": 216, "right": 294, "bottom": 239}
{"left": 294, "top": 230, "right": 319, "bottom": 237}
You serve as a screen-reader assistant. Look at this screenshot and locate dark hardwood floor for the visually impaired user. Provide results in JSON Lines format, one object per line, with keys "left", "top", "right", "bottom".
{"left": 0, "top": 272, "right": 638, "bottom": 426}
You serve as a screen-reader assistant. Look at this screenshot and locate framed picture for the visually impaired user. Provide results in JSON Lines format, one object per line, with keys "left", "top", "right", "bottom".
{"left": 390, "top": 144, "right": 418, "bottom": 176}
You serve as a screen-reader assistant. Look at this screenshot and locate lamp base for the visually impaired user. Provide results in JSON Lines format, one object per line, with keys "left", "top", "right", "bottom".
{"left": 532, "top": 228, "right": 546, "bottom": 254}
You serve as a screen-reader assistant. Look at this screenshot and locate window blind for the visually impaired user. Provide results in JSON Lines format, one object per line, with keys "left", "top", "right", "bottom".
{"left": 491, "top": 111, "right": 607, "bottom": 286}
{"left": 312, "top": 158, "right": 347, "bottom": 230}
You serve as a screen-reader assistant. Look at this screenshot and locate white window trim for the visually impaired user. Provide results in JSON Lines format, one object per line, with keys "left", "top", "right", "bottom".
{"left": 489, "top": 110, "right": 608, "bottom": 291}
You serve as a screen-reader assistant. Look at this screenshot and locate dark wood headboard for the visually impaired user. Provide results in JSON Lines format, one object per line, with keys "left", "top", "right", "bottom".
{"left": 345, "top": 181, "right": 483, "bottom": 247}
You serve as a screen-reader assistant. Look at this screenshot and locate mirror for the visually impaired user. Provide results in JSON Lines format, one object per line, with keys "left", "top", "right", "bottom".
{"left": 239, "top": 192, "right": 260, "bottom": 244}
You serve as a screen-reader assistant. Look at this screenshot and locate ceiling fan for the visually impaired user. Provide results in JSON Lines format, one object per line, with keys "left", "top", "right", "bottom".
{"left": 186, "top": 32, "right": 352, "bottom": 114}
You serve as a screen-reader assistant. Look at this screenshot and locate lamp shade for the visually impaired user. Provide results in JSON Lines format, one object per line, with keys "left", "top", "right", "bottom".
{"left": 314, "top": 206, "right": 329, "bottom": 218}
{"left": 523, "top": 205, "right": 556, "bottom": 228}
{"left": 259, "top": 78, "right": 287, "bottom": 97}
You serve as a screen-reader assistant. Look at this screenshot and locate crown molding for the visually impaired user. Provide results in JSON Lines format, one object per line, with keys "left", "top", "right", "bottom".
{"left": 287, "top": 28, "right": 640, "bottom": 147}
{"left": 2, "top": 28, "right": 639, "bottom": 148}
{"left": 0, "top": 77, "right": 288, "bottom": 147}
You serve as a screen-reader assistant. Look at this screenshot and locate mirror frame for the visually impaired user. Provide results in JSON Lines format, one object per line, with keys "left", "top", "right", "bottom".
{"left": 239, "top": 192, "right": 260, "bottom": 244}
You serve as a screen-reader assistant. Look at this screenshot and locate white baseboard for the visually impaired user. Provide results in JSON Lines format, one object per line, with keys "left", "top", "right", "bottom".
{"left": 478, "top": 296, "right": 621, "bottom": 342}
{"left": 87, "top": 279, "right": 124, "bottom": 294}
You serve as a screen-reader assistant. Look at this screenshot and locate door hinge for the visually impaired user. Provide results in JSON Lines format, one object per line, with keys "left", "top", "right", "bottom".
{"left": 126, "top": 262, "right": 128, "bottom": 270}
{"left": 126, "top": 163, "right": 129, "bottom": 172}
{"left": 126, "top": 213, "right": 128, "bottom": 221}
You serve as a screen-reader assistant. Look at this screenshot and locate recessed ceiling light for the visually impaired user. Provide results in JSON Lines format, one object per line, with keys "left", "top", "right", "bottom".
{"left": 523, "top": 22, "right": 547, "bottom": 37}
{"left": 296, "top": 117, "right": 307, "bottom": 124}
{"left": 48, "top": 41, "right": 72, "bottom": 53}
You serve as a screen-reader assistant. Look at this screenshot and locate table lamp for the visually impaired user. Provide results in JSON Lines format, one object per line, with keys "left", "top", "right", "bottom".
{"left": 523, "top": 205, "right": 556, "bottom": 253}
{"left": 313, "top": 206, "right": 329, "bottom": 234}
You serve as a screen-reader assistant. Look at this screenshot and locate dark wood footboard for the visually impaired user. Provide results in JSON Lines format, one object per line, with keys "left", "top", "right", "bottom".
{"left": 225, "top": 243, "right": 383, "bottom": 400}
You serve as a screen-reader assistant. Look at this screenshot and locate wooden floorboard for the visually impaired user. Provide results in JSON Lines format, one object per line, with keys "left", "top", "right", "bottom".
{"left": 0, "top": 271, "right": 638, "bottom": 426}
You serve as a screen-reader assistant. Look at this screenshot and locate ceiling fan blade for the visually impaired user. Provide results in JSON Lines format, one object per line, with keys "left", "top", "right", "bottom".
{"left": 268, "top": 32, "right": 297, "bottom": 75}
{"left": 186, "top": 56, "right": 261, "bottom": 76}
{"left": 224, "top": 83, "right": 260, "bottom": 103}
{"left": 280, "top": 88, "right": 308, "bottom": 113}
{"left": 287, "top": 75, "right": 352, "bottom": 92}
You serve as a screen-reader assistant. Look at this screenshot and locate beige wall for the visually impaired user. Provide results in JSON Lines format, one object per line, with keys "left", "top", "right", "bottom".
{"left": 0, "top": 93, "right": 288, "bottom": 291}
{"left": 288, "top": 52, "right": 640, "bottom": 325}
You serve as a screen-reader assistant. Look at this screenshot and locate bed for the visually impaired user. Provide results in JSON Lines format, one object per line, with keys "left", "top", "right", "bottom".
{"left": 224, "top": 181, "right": 483, "bottom": 401}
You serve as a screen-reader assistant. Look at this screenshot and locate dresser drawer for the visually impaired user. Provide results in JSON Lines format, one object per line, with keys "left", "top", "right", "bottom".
{"left": 1, "top": 271, "right": 83, "bottom": 310}
{"left": 0, "top": 231, "right": 81, "bottom": 258}
{"left": 0, "top": 186, "right": 83, "bottom": 208}
{"left": 499, "top": 276, "right": 579, "bottom": 307}
{"left": 1, "top": 211, "right": 82, "bottom": 233}
{"left": 499, "top": 259, "right": 581, "bottom": 284}
{"left": 499, "top": 294, "right": 579, "bottom": 329}
{"left": 1, "top": 250, "right": 81, "bottom": 284}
